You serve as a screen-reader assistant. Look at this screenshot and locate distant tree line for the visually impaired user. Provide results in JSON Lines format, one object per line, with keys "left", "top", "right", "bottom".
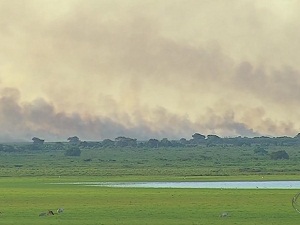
{"left": 1, "top": 133, "right": 300, "bottom": 159}
{"left": 74, "top": 133, "right": 300, "bottom": 148}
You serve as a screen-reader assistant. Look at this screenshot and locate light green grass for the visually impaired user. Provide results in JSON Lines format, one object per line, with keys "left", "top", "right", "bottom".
{"left": 0, "top": 177, "right": 299, "bottom": 225}
{"left": 0, "top": 145, "right": 300, "bottom": 224}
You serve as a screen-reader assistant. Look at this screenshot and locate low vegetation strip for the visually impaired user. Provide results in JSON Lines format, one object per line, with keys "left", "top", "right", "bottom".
{"left": 0, "top": 142, "right": 300, "bottom": 177}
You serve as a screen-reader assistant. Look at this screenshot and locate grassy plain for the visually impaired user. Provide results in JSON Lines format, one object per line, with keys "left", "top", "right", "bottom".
{"left": 0, "top": 145, "right": 299, "bottom": 224}
{"left": 0, "top": 177, "right": 299, "bottom": 225}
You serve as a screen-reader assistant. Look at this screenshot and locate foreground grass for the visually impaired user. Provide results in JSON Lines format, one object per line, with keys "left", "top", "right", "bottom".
{"left": 0, "top": 177, "right": 299, "bottom": 225}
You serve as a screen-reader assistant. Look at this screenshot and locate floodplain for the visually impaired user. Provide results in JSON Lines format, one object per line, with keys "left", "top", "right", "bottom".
{"left": 0, "top": 144, "right": 300, "bottom": 224}
{"left": 0, "top": 176, "right": 299, "bottom": 225}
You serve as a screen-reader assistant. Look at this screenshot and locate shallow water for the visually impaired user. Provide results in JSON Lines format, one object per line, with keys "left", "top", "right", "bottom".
{"left": 60, "top": 181, "right": 300, "bottom": 189}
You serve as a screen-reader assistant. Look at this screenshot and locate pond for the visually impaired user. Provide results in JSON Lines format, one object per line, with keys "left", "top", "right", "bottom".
{"left": 59, "top": 181, "right": 300, "bottom": 189}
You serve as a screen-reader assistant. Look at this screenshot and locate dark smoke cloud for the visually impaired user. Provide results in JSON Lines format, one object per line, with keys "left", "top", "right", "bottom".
{"left": 0, "top": 85, "right": 263, "bottom": 142}
{"left": 1, "top": 1, "right": 300, "bottom": 141}
{"left": 0, "top": 85, "right": 193, "bottom": 141}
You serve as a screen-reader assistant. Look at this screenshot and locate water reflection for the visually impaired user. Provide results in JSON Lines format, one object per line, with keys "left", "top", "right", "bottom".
{"left": 66, "top": 181, "right": 300, "bottom": 189}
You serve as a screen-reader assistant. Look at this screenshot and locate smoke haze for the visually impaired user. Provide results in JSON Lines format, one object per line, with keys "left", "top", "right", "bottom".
{"left": 1, "top": 0, "right": 300, "bottom": 141}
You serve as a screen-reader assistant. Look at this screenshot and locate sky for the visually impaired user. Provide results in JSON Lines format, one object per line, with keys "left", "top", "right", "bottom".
{"left": 1, "top": 0, "right": 300, "bottom": 142}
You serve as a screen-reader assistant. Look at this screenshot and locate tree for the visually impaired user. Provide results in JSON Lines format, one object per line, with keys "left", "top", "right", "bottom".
{"left": 64, "top": 146, "right": 81, "bottom": 156}
{"left": 30, "top": 137, "right": 45, "bottom": 150}
{"left": 192, "top": 133, "right": 206, "bottom": 140}
{"left": 274, "top": 136, "right": 294, "bottom": 146}
{"left": 270, "top": 150, "right": 289, "bottom": 160}
{"left": 170, "top": 140, "right": 184, "bottom": 147}
{"left": 115, "top": 137, "right": 137, "bottom": 147}
{"left": 147, "top": 139, "right": 159, "bottom": 148}
{"left": 67, "top": 136, "right": 81, "bottom": 145}
{"left": 191, "top": 133, "right": 206, "bottom": 145}
{"left": 102, "top": 139, "right": 115, "bottom": 148}
{"left": 179, "top": 138, "right": 188, "bottom": 145}
{"left": 252, "top": 136, "right": 272, "bottom": 146}
{"left": 160, "top": 138, "right": 172, "bottom": 147}
{"left": 294, "top": 133, "right": 300, "bottom": 139}
{"left": 207, "top": 134, "right": 221, "bottom": 141}
{"left": 32, "top": 137, "right": 44, "bottom": 145}
{"left": 206, "top": 134, "right": 222, "bottom": 146}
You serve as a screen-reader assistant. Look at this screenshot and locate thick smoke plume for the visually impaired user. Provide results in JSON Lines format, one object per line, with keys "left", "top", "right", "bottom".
{"left": 0, "top": 1, "right": 300, "bottom": 141}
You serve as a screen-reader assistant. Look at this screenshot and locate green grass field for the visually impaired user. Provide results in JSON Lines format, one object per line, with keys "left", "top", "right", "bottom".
{"left": 0, "top": 145, "right": 300, "bottom": 224}
{"left": 0, "top": 177, "right": 299, "bottom": 225}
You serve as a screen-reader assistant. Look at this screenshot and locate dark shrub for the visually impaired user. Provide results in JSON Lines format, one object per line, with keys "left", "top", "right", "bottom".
{"left": 270, "top": 150, "right": 289, "bottom": 160}
{"left": 65, "top": 146, "right": 81, "bottom": 156}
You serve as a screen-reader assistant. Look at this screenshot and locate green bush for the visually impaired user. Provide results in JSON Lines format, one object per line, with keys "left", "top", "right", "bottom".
{"left": 270, "top": 150, "right": 289, "bottom": 160}
{"left": 64, "top": 146, "right": 81, "bottom": 156}
{"left": 254, "top": 146, "right": 268, "bottom": 155}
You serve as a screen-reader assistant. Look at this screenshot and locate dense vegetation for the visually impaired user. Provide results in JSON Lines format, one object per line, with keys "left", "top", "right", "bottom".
{"left": 1, "top": 133, "right": 300, "bottom": 177}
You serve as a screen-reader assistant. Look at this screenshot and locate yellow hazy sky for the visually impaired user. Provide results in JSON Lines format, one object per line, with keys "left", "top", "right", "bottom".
{"left": 1, "top": 0, "right": 300, "bottom": 141}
